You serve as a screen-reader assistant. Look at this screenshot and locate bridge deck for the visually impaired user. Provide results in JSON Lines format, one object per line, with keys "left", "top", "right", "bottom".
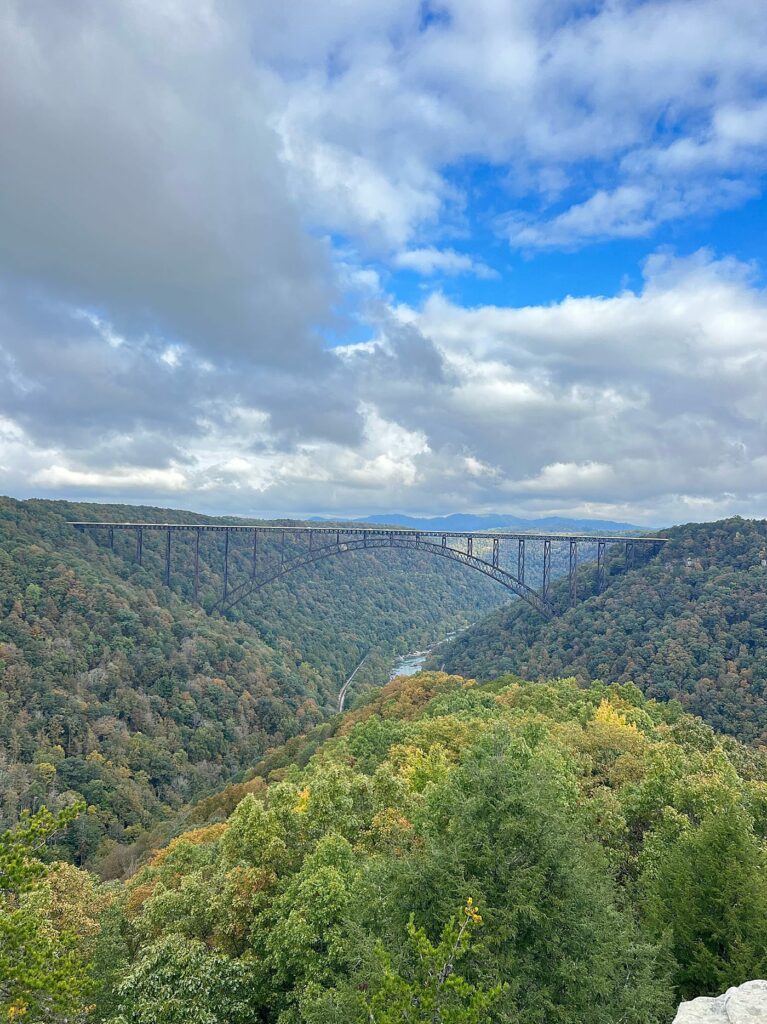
{"left": 68, "top": 522, "right": 666, "bottom": 544}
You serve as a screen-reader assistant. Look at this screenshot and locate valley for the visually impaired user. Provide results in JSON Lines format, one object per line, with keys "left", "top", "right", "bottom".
{"left": 4, "top": 501, "right": 767, "bottom": 1024}
{"left": 0, "top": 497, "right": 504, "bottom": 860}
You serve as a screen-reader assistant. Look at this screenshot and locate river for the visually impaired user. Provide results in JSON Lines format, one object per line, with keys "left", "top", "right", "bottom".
{"left": 389, "top": 632, "right": 457, "bottom": 679}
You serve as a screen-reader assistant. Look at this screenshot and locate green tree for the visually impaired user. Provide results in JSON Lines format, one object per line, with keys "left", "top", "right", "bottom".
{"left": 367, "top": 899, "right": 503, "bottom": 1024}
{"left": 109, "top": 933, "right": 258, "bottom": 1024}
{"left": 641, "top": 802, "right": 767, "bottom": 997}
{"left": 382, "top": 731, "right": 673, "bottom": 1023}
{"left": 0, "top": 802, "right": 90, "bottom": 1021}
{"left": 256, "top": 834, "right": 360, "bottom": 1023}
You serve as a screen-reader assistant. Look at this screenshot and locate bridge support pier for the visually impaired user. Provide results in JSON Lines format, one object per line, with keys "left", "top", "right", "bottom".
{"left": 597, "top": 539, "right": 606, "bottom": 593}
{"left": 194, "top": 528, "right": 201, "bottom": 604}
{"left": 625, "top": 540, "right": 635, "bottom": 569}
{"left": 569, "top": 539, "right": 578, "bottom": 607}
{"left": 164, "top": 529, "right": 171, "bottom": 586}
{"left": 223, "top": 530, "right": 229, "bottom": 606}
{"left": 542, "top": 538, "right": 551, "bottom": 604}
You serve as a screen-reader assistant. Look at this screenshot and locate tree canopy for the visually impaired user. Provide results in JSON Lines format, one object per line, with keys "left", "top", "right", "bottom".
{"left": 8, "top": 670, "right": 763, "bottom": 1021}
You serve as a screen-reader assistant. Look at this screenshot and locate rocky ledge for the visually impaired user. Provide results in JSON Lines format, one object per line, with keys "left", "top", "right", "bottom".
{"left": 674, "top": 980, "right": 767, "bottom": 1022}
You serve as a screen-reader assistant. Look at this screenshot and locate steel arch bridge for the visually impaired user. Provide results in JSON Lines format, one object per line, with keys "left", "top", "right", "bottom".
{"left": 69, "top": 522, "right": 666, "bottom": 619}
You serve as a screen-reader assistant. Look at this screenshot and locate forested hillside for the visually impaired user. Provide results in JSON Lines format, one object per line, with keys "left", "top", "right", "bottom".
{"left": 9, "top": 671, "right": 767, "bottom": 1022}
{"left": 0, "top": 497, "right": 503, "bottom": 862}
{"left": 436, "top": 518, "right": 767, "bottom": 744}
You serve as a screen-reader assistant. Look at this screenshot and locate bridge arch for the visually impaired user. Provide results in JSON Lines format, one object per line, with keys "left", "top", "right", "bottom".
{"left": 221, "top": 534, "right": 552, "bottom": 618}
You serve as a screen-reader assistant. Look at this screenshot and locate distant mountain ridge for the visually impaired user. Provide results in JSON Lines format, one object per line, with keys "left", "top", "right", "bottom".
{"left": 312, "top": 512, "right": 646, "bottom": 533}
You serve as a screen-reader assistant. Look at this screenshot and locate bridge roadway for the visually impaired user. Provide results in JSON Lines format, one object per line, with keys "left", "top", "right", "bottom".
{"left": 69, "top": 522, "right": 665, "bottom": 618}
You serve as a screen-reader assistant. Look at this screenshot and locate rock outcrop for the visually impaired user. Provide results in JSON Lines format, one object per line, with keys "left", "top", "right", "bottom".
{"left": 673, "top": 980, "right": 767, "bottom": 1022}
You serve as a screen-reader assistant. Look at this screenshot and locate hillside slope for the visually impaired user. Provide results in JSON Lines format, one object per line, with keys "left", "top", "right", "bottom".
{"left": 0, "top": 497, "right": 503, "bottom": 858}
{"left": 436, "top": 518, "right": 767, "bottom": 743}
{"left": 24, "top": 670, "right": 767, "bottom": 1022}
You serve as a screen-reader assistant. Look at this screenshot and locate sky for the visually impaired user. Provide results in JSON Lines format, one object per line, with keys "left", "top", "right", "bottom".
{"left": 1, "top": 0, "right": 767, "bottom": 526}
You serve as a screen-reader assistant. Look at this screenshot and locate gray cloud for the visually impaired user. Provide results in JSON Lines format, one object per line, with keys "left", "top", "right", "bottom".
{"left": 0, "top": 1, "right": 336, "bottom": 371}
{"left": 4, "top": 241, "right": 767, "bottom": 526}
{"left": 0, "top": 0, "right": 375, "bottom": 458}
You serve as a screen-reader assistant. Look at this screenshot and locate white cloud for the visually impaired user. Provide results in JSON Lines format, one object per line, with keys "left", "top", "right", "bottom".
{"left": 517, "top": 462, "right": 615, "bottom": 495}
{"left": 3, "top": 0, "right": 762, "bottom": 283}
{"left": 505, "top": 179, "right": 755, "bottom": 250}
{"left": 506, "top": 186, "right": 657, "bottom": 248}
{"left": 31, "top": 465, "right": 190, "bottom": 492}
{"left": 381, "top": 250, "right": 767, "bottom": 519}
{"left": 393, "top": 248, "right": 497, "bottom": 278}
{"left": 255, "top": 0, "right": 767, "bottom": 251}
